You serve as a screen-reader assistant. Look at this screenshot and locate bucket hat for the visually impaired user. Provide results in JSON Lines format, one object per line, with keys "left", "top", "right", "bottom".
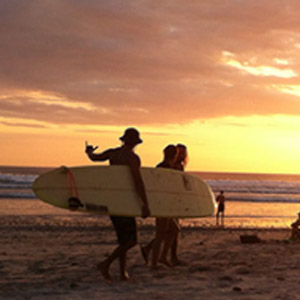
{"left": 119, "top": 127, "right": 143, "bottom": 144}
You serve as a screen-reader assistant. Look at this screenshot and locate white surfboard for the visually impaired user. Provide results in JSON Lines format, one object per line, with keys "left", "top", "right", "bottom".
{"left": 33, "top": 165, "right": 216, "bottom": 218}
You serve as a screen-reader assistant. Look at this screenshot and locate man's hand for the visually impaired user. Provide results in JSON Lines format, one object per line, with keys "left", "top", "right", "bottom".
{"left": 85, "top": 141, "right": 98, "bottom": 154}
{"left": 141, "top": 204, "right": 151, "bottom": 218}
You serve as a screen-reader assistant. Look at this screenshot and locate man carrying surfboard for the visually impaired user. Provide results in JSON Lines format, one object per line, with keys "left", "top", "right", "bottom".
{"left": 85, "top": 127, "right": 150, "bottom": 283}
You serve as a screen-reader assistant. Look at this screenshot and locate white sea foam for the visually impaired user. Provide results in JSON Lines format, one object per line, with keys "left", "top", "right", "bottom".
{"left": 206, "top": 179, "right": 300, "bottom": 203}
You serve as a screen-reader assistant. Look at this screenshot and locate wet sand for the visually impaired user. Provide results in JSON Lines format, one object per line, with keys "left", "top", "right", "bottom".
{"left": 1, "top": 211, "right": 300, "bottom": 300}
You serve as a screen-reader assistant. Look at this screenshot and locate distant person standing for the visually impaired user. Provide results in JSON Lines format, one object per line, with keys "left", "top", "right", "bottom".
{"left": 290, "top": 212, "right": 300, "bottom": 240}
{"left": 85, "top": 127, "right": 150, "bottom": 283}
{"left": 216, "top": 190, "right": 226, "bottom": 227}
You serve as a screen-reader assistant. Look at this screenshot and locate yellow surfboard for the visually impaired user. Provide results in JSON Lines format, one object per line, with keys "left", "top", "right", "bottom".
{"left": 33, "top": 165, "right": 216, "bottom": 218}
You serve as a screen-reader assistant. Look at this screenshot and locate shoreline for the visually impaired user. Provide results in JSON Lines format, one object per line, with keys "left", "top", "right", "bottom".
{"left": 0, "top": 217, "right": 293, "bottom": 232}
{"left": 0, "top": 212, "right": 294, "bottom": 231}
{"left": 2, "top": 196, "right": 299, "bottom": 228}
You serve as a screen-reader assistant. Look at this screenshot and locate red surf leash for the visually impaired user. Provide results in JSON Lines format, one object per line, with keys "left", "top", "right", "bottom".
{"left": 60, "top": 166, "right": 83, "bottom": 210}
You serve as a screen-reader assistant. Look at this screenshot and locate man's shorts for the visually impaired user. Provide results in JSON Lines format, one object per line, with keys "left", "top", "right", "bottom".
{"left": 217, "top": 203, "right": 225, "bottom": 213}
{"left": 110, "top": 216, "right": 137, "bottom": 245}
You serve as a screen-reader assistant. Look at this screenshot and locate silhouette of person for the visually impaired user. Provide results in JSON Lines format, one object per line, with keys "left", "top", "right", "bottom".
{"left": 174, "top": 144, "right": 188, "bottom": 171}
{"left": 290, "top": 212, "right": 300, "bottom": 240}
{"left": 162, "top": 143, "right": 188, "bottom": 266}
{"left": 216, "top": 190, "right": 226, "bottom": 227}
{"left": 85, "top": 127, "right": 150, "bottom": 283}
{"left": 140, "top": 144, "right": 178, "bottom": 269}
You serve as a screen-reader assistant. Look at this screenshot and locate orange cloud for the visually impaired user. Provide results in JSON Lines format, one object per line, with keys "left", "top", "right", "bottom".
{"left": 1, "top": 1, "right": 300, "bottom": 128}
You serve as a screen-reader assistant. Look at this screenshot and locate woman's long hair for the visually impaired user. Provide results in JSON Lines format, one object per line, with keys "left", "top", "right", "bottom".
{"left": 175, "top": 143, "right": 188, "bottom": 170}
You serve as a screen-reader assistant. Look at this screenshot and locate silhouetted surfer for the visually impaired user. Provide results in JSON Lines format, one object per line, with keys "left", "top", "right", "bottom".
{"left": 85, "top": 127, "right": 150, "bottom": 283}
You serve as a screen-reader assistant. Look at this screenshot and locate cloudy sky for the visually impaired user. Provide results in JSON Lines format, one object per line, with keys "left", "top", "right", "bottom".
{"left": 1, "top": 0, "right": 300, "bottom": 173}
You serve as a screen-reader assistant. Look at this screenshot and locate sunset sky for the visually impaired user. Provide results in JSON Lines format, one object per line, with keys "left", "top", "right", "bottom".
{"left": 1, "top": 1, "right": 300, "bottom": 174}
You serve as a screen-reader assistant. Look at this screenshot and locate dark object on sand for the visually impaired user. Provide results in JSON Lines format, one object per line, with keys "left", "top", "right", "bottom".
{"left": 240, "top": 234, "right": 261, "bottom": 244}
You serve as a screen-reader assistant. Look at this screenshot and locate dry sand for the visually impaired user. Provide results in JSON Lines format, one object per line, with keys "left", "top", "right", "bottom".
{"left": 1, "top": 213, "right": 300, "bottom": 300}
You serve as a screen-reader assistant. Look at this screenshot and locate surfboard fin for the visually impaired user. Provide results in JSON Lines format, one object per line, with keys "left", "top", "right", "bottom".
{"left": 68, "top": 197, "right": 84, "bottom": 211}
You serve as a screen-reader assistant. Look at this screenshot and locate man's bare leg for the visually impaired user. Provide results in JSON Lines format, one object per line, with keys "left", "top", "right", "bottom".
{"left": 119, "top": 252, "right": 130, "bottom": 281}
{"left": 151, "top": 219, "right": 168, "bottom": 269}
{"left": 98, "top": 240, "right": 136, "bottom": 283}
{"left": 140, "top": 239, "right": 154, "bottom": 264}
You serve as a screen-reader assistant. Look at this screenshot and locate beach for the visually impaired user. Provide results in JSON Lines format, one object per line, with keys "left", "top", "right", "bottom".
{"left": 2, "top": 167, "right": 300, "bottom": 299}
{"left": 2, "top": 200, "right": 300, "bottom": 300}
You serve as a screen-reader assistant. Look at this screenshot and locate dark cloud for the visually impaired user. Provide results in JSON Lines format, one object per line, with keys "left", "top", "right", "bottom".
{"left": 1, "top": 0, "right": 300, "bottom": 126}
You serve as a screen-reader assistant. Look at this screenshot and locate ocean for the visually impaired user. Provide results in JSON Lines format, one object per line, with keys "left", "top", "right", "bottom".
{"left": 1, "top": 165, "right": 300, "bottom": 228}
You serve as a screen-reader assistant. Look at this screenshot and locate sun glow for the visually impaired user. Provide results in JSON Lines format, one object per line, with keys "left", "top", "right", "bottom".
{"left": 1, "top": 114, "right": 299, "bottom": 174}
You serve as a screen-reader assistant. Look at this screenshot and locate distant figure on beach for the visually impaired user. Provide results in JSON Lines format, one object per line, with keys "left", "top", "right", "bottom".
{"left": 216, "top": 190, "right": 226, "bottom": 227}
{"left": 290, "top": 212, "right": 300, "bottom": 241}
{"left": 85, "top": 127, "right": 150, "bottom": 283}
{"left": 141, "top": 144, "right": 179, "bottom": 269}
